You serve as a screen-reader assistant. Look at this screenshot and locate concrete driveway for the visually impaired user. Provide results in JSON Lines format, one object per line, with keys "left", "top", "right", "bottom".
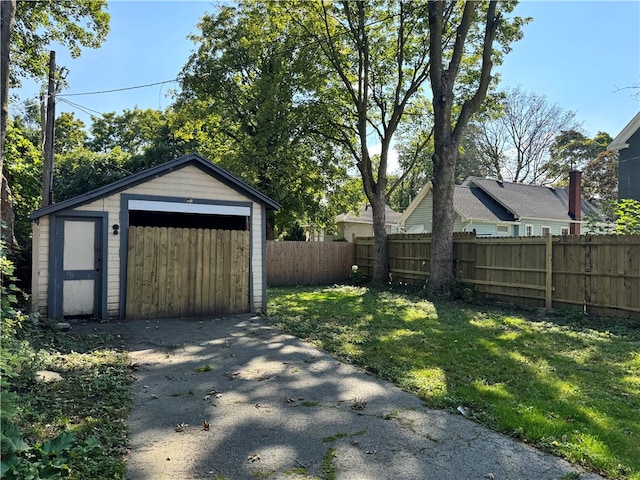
{"left": 79, "top": 314, "right": 605, "bottom": 480}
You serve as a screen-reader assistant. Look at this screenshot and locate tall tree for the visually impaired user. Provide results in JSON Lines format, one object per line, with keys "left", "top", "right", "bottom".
{"left": 1, "top": 0, "right": 109, "bottom": 243}
{"left": 582, "top": 149, "right": 618, "bottom": 212}
{"left": 286, "top": 0, "right": 437, "bottom": 283}
{"left": 545, "top": 130, "right": 611, "bottom": 185}
{"left": 54, "top": 148, "right": 130, "bottom": 202}
{"left": 3, "top": 118, "right": 43, "bottom": 243}
{"left": 55, "top": 112, "right": 88, "bottom": 154}
{"left": 468, "top": 87, "right": 577, "bottom": 184}
{"left": 178, "top": 2, "right": 358, "bottom": 237}
{"left": 0, "top": 0, "right": 16, "bottom": 175}
{"left": 1, "top": 0, "right": 17, "bottom": 242}
{"left": 427, "top": 1, "right": 526, "bottom": 295}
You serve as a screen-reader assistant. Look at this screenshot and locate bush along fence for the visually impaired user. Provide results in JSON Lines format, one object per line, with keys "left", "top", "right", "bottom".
{"left": 354, "top": 233, "right": 640, "bottom": 318}
{"left": 266, "top": 241, "right": 355, "bottom": 286}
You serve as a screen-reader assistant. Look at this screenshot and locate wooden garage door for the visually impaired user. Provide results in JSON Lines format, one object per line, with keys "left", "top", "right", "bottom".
{"left": 126, "top": 226, "right": 250, "bottom": 319}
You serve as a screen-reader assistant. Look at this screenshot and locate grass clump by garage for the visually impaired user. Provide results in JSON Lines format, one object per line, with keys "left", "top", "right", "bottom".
{"left": 267, "top": 285, "right": 640, "bottom": 480}
{"left": 1, "top": 248, "right": 132, "bottom": 479}
{"left": 1, "top": 315, "right": 133, "bottom": 479}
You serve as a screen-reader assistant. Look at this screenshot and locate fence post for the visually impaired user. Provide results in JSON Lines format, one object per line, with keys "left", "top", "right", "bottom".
{"left": 545, "top": 233, "right": 553, "bottom": 311}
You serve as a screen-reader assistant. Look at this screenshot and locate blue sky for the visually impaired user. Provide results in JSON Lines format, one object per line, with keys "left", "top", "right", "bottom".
{"left": 14, "top": 0, "right": 640, "bottom": 139}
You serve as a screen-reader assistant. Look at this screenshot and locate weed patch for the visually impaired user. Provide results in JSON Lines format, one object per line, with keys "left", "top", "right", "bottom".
{"left": 321, "top": 448, "right": 337, "bottom": 480}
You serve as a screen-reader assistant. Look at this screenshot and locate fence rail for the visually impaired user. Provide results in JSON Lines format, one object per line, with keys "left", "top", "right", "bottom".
{"left": 355, "top": 233, "right": 640, "bottom": 318}
{"left": 267, "top": 241, "right": 355, "bottom": 286}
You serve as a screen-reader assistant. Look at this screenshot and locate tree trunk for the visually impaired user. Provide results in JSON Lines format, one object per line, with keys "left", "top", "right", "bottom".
{"left": 369, "top": 191, "right": 388, "bottom": 285}
{"left": 1, "top": 0, "right": 17, "bottom": 244}
{"left": 1, "top": 173, "right": 16, "bottom": 245}
{"left": 427, "top": 1, "right": 500, "bottom": 298}
{"left": 428, "top": 147, "right": 457, "bottom": 295}
{"left": 0, "top": 0, "right": 15, "bottom": 170}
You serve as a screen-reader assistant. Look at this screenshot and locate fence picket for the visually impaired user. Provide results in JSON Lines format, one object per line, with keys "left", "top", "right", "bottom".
{"left": 267, "top": 241, "right": 355, "bottom": 286}
{"left": 353, "top": 233, "right": 640, "bottom": 318}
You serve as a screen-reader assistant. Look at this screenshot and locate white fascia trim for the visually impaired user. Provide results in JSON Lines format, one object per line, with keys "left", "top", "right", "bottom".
{"left": 128, "top": 200, "right": 250, "bottom": 216}
{"left": 609, "top": 111, "right": 640, "bottom": 151}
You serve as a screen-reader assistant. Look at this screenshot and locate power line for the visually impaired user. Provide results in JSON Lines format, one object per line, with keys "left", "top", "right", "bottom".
{"left": 57, "top": 97, "right": 107, "bottom": 118}
{"left": 56, "top": 79, "right": 178, "bottom": 97}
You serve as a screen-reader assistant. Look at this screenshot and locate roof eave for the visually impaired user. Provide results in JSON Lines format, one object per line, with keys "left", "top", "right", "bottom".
{"left": 31, "top": 153, "right": 281, "bottom": 220}
{"left": 608, "top": 111, "right": 640, "bottom": 152}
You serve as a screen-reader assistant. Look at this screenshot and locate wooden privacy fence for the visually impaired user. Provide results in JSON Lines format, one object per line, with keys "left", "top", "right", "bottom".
{"left": 355, "top": 233, "right": 640, "bottom": 318}
{"left": 267, "top": 241, "right": 355, "bottom": 286}
{"left": 126, "top": 226, "right": 250, "bottom": 319}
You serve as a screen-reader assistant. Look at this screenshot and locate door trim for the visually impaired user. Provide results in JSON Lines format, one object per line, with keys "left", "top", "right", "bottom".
{"left": 48, "top": 211, "right": 108, "bottom": 320}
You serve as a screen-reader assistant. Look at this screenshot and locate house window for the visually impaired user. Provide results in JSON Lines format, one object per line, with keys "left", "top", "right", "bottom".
{"left": 496, "top": 224, "right": 509, "bottom": 235}
{"left": 561, "top": 227, "right": 569, "bottom": 235}
{"left": 525, "top": 224, "right": 534, "bottom": 237}
{"left": 541, "top": 226, "right": 551, "bottom": 236}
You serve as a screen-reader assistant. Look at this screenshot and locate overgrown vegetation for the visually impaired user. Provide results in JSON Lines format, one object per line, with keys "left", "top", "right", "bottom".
{"left": 1, "top": 243, "right": 132, "bottom": 479}
{"left": 268, "top": 285, "right": 640, "bottom": 480}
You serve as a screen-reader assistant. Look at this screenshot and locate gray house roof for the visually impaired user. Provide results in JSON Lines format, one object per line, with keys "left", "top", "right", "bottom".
{"left": 401, "top": 177, "right": 604, "bottom": 226}
{"left": 465, "top": 177, "right": 602, "bottom": 221}
{"left": 31, "top": 153, "right": 281, "bottom": 219}
{"left": 336, "top": 205, "right": 401, "bottom": 226}
{"left": 455, "top": 186, "right": 516, "bottom": 222}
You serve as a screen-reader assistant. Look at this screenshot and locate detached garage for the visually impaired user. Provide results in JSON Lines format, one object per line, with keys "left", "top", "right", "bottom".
{"left": 30, "top": 153, "right": 280, "bottom": 320}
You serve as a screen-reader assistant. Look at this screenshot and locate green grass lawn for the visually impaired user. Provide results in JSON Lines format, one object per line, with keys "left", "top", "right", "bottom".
{"left": 267, "top": 285, "right": 640, "bottom": 480}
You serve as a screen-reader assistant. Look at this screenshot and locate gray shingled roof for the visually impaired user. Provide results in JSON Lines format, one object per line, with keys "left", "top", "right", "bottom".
{"left": 454, "top": 186, "right": 515, "bottom": 221}
{"left": 336, "top": 205, "right": 401, "bottom": 225}
{"left": 467, "top": 177, "right": 602, "bottom": 221}
{"left": 31, "top": 153, "right": 281, "bottom": 219}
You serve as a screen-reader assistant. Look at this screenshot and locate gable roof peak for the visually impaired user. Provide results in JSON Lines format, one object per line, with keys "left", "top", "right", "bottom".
{"left": 31, "top": 153, "right": 281, "bottom": 219}
{"left": 609, "top": 111, "right": 640, "bottom": 152}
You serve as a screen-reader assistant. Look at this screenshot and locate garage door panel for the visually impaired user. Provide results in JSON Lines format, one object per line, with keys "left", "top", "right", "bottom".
{"left": 126, "top": 226, "right": 250, "bottom": 319}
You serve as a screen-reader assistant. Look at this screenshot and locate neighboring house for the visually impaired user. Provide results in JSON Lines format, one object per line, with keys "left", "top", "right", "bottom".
{"left": 309, "top": 205, "right": 401, "bottom": 242}
{"left": 30, "top": 153, "right": 280, "bottom": 320}
{"left": 608, "top": 111, "right": 640, "bottom": 202}
{"left": 400, "top": 175, "right": 606, "bottom": 237}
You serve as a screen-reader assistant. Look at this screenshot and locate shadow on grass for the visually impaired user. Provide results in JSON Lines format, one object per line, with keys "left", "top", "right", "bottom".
{"left": 268, "top": 285, "right": 639, "bottom": 479}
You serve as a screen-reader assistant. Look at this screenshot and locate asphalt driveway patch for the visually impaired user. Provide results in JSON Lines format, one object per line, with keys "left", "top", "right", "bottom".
{"left": 75, "top": 314, "right": 605, "bottom": 480}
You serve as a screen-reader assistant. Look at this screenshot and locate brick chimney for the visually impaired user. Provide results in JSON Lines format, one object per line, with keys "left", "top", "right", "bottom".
{"left": 568, "top": 170, "right": 582, "bottom": 235}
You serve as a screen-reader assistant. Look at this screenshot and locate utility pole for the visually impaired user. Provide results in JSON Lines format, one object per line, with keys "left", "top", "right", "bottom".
{"left": 42, "top": 50, "right": 55, "bottom": 208}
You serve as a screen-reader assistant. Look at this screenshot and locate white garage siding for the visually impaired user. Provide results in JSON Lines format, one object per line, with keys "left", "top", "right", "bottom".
{"left": 31, "top": 155, "right": 279, "bottom": 320}
{"left": 31, "top": 217, "right": 49, "bottom": 316}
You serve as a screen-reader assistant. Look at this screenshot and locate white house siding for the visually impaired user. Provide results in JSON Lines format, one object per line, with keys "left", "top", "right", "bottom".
{"left": 342, "top": 223, "right": 374, "bottom": 242}
{"left": 31, "top": 217, "right": 49, "bottom": 316}
{"left": 463, "top": 221, "right": 501, "bottom": 236}
{"left": 406, "top": 202, "right": 502, "bottom": 237}
{"left": 518, "top": 220, "right": 574, "bottom": 237}
{"left": 404, "top": 194, "right": 434, "bottom": 232}
{"left": 35, "top": 165, "right": 265, "bottom": 318}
